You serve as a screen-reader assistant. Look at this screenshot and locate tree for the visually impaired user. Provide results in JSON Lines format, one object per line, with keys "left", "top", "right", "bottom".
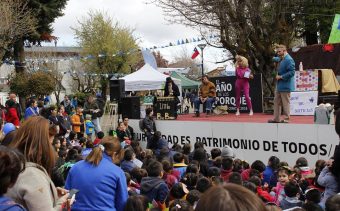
{"left": 152, "top": 0, "right": 340, "bottom": 95}
{"left": 28, "top": 71, "right": 57, "bottom": 97}
{"left": 68, "top": 60, "right": 97, "bottom": 93}
{"left": 13, "top": 0, "right": 68, "bottom": 73}
{"left": 73, "top": 11, "right": 140, "bottom": 98}
{"left": 297, "top": 1, "right": 340, "bottom": 45}
{"left": 0, "top": 0, "right": 36, "bottom": 62}
{"left": 9, "top": 71, "right": 56, "bottom": 99}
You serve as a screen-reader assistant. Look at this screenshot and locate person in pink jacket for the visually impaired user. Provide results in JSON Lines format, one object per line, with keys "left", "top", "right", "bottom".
{"left": 235, "top": 55, "right": 253, "bottom": 116}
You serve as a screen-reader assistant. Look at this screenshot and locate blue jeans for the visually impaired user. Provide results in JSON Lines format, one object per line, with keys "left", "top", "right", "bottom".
{"left": 194, "top": 97, "right": 215, "bottom": 112}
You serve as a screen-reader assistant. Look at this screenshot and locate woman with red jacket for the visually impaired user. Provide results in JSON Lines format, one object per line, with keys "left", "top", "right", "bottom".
{"left": 5, "top": 99, "right": 20, "bottom": 127}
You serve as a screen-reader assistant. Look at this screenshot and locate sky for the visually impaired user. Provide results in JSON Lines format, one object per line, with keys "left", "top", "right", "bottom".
{"left": 51, "top": 0, "right": 231, "bottom": 71}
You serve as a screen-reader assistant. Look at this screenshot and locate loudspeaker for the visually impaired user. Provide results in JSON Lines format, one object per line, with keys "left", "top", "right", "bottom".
{"left": 110, "top": 79, "right": 125, "bottom": 101}
{"left": 119, "top": 96, "right": 140, "bottom": 119}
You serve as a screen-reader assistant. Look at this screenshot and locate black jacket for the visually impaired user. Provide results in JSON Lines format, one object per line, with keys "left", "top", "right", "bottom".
{"left": 164, "top": 82, "right": 180, "bottom": 97}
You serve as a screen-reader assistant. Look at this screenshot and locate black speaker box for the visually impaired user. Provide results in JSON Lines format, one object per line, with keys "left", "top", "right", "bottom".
{"left": 110, "top": 79, "right": 125, "bottom": 101}
{"left": 119, "top": 96, "right": 140, "bottom": 119}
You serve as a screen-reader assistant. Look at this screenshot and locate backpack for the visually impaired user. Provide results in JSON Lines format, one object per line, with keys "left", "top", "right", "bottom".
{"left": 139, "top": 119, "right": 145, "bottom": 131}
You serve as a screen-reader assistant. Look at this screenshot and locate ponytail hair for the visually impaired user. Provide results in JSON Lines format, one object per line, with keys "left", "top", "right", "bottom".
{"left": 86, "top": 136, "right": 123, "bottom": 166}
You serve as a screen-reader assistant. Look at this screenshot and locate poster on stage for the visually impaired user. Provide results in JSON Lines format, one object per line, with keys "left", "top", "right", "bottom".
{"left": 295, "top": 70, "right": 318, "bottom": 91}
{"left": 290, "top": 91, "right": 318, "bottom": 115}
{"left": 210, "top": 75, "right": 263, "bottom": 113}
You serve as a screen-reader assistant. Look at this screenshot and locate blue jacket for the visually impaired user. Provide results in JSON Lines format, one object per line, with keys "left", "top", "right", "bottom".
{"left": 120, "top": 160, "right": 137, "bottom": 173}
{"left": 262, "top": 166, "right": 277, "bottom": 188}
{"left": 85, "top": 120, "right": 94, "bottom": 135}
{"left": 65, "top": 153, "right": 128, "bottom": 211}
{"left": 140, "top": 177, "right": 169, "bottom": 203}
{"left": 275, "top": 54, "right": 295, "bottom": 92}
{"left": 0, "top": 196, "right": 26, "bottom": 211}
{"left": 24, "top": 107, "right": 39, "bottom": 120}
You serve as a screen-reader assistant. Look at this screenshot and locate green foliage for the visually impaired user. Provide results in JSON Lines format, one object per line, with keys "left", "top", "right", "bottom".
{"left": 27, "top": 0, "right": 68, "bottom": 42}
{"left": 9, "top": 71, "right": 56, "bottom": 97}
{"left": 73, "top": 10, "right": 140, "bottom": 75}
{"left": 73, "top": 92, "right": 91, "bottom": 106}
{"left": 9, "top": 73, "right": 31, "bottom": 97}
{"left": 28, "top": 71, "right": 56, "bottom": 97}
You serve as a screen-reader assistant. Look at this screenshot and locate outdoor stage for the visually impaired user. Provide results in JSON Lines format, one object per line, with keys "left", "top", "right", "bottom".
{"left": 130, "top": 112, "right": 338, "bottom": 166}
{"left": 176, "top": 113, "right": 314, "bottom": 124}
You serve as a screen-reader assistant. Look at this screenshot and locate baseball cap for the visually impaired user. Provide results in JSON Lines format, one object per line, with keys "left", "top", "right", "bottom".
{"left": 221, "top": 146, "right": 235, "bottom": 158}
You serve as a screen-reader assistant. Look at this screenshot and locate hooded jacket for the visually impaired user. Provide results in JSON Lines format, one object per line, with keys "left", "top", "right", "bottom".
{"left": 140, "top": 177, "right": 169, "bottom": 203}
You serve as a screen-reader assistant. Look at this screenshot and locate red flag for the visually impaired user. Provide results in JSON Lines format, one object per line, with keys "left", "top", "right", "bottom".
{"left": 323, "top": 44, "right": 334, "bottom": 52}
{"left": 191, "top": 47, "right": 200, "bottom": 59}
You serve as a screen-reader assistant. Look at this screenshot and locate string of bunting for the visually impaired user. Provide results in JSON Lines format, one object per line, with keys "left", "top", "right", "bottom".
{"left": 1, "top": 34, "right": 219, "bottom": 66}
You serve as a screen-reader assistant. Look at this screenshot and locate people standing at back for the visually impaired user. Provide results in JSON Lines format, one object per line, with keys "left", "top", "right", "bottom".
{"left": 6, "top": 93, "right": 22, "bottom": 121}
{"left": 24, "top": 99, "right": 39, "bottom": 120}
{"left": 83, "top": 95, "right": 102, "bottom": 133}
{"left": 234, "top": 55, "right": 253, "bottom": 116}
{"left": 5, "top": 98, "right": 20, "bottom": 127}
{"left": 71, "top": 105, "right": 84, "bottom": 138}
{"left": 142, "top": 108, "right": 156, "bottom": 150}
{"left": 194, "top": 75, "right": 216, "bottom": 117}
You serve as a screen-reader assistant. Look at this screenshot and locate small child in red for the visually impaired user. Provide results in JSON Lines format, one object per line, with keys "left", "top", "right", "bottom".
{"left": 93, "top": 131, "right": 104, "bottom": 145}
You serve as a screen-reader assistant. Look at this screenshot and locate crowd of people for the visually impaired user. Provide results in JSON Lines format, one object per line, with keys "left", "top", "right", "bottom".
{"left": 0, "top": 43, "right": 336, "bottom": 210}
{"left": 0, "top": 90, "right": 339, "bottom": 211}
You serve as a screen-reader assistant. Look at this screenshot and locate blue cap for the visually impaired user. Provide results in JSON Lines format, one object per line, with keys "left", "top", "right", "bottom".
{"left": 3, "top": 123, "right": 16, "bottom": 136}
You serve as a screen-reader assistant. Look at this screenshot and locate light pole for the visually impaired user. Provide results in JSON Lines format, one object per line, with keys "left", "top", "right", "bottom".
{"left": 197, "top": 43, "right": 206, "bottom": 77}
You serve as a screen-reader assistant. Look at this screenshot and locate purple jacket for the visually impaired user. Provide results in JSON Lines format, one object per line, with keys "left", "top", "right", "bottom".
{"left": 317, "top": 166, "right": 338, "bottom": 205}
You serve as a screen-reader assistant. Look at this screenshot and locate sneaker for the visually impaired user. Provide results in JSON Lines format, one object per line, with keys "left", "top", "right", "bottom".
{"left": 206, "top": 110, "right": 212, "bottom": 115}
{"left": 280, "top": 119, "right": 289, "bottom": 123}
{"left": 235, "top": 111, "right": 240, "bottom": 116}
{"left": 249, "top": 110, "right": 253, "bottom": 116}
{"left": 193, "top": 112, "right": 200, "bottom": 117}
{"left": 268, "top": 119, "right": 280, "bottom": 123}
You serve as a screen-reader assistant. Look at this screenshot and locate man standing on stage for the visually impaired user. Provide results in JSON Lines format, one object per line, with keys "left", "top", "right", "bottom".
{"left": 194, "top": 75, "right": 216, "bottom": 117}
{"left": 268, "top": 44, "right": 295, "bottom": 123}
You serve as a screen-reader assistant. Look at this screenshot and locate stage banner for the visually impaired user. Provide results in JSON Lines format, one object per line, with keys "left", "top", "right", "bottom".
{"left": 210, "top": 75, "right": 263, "bottom": 113}
{"left": 294, "top": 70, "right": 318, "bottom": 91}
{"left": 130, "top": 120, "right": 338, "bottom": 166}
{"left": 290, "top": 91, "right": 318, "bottom": 115}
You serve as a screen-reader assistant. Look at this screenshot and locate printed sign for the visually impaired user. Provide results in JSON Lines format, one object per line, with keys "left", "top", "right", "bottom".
{"left": 290, "top": 91, "right": 318, "bottom": 115}
{"left": 130, "top": 120, "right": 337, "bottom": 165}
{"left": 295, "top": 70, "right": 318, "bottom": 91}
{"left": 210, "top": 75, "right": 263, "bottom": 113}
{"left": 154, "top": 97, "right": 177, "bottom": 120}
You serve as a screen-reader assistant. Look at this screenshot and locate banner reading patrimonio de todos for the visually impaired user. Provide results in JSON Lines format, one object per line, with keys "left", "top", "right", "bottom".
{"left": 210, "top": 75, "right": 263, "bottom": 113}
{"left": 129, "top": 120, "right": 338, "bottom": 166}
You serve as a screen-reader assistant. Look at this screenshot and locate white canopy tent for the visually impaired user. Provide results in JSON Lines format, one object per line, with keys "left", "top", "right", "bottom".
{"left": 119, "top": 64, "right": 181, "bottom": 91}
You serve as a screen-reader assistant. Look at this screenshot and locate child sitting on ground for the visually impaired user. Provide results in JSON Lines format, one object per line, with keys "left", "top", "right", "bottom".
{"left": 302, "top": 188, "right": 323, "bottom": 211}
{"left": 280, "top": 181, "right": 303, "bottom": 210}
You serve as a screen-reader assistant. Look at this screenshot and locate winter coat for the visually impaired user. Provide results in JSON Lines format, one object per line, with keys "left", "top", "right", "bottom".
{"left": 6, "top": 108, "right": 20, "bottom": 126}
{"left": 120, "top": 160, "right": 137, "bottom": 173}
{"left": 0, "top": 196, "right": 26, "bottom": 211}
{"left": 317, "top": 166, "right": 338, "bottom": 205}
{"left": 65, "top": 153, "right": 128, "bottom": 211}
{"left": 140, "top": 177, "right": 169, "bottom": 203}
{"left": 274, "top": 54, "right": 295, "bottom": 92}
{"left": 71, "top": 113, "right": 83, "bottom": 133}
{"left": 6, "top": 162, "right": 64, "bottom": 211}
